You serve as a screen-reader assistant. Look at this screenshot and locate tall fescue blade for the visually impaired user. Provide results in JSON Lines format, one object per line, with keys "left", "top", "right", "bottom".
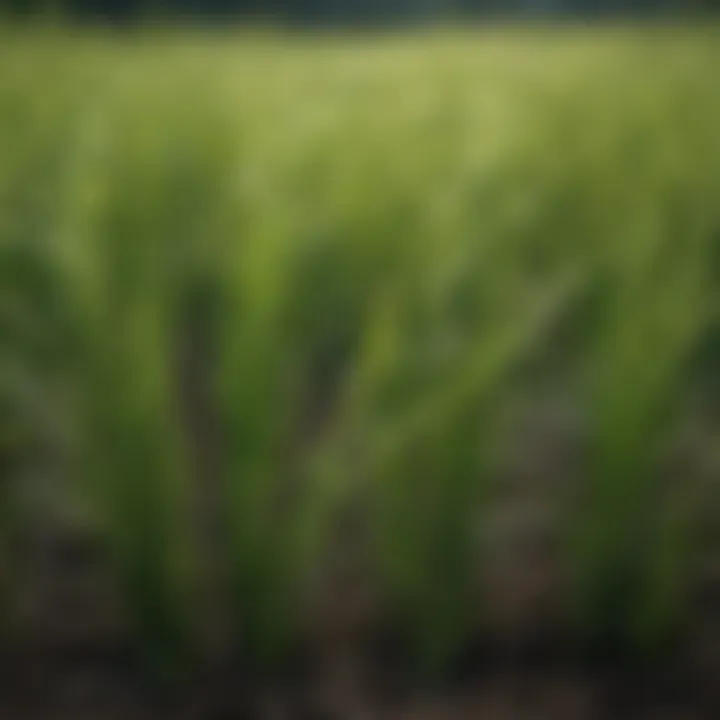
{"left": 54, "top": 82, "right": 206, "bottom": 676}
{"left": 214, "top": 154, "right": 336, "bottom": 664}
{"left": 568, "top": 92, "right": 720, "bottom": 655}
{"left": 0, "top": 54, "right": 99, "bottom": 637}
{"left": 342, "top": 240, "right": 586, "bottom": 675}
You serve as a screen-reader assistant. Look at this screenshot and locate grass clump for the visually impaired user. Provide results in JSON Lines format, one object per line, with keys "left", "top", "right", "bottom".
{"left": 1, "top": 25, "right": 720, "bottom": 675}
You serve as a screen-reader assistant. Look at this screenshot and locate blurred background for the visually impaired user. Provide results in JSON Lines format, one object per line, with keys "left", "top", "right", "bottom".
{"left": 2, "top": 3, "right": 720, "bottom": 720}
{"left": 3, "top": 0, "right": 720, "bottom": 23}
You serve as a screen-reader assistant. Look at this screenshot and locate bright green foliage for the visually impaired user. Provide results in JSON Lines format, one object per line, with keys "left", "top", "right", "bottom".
{"left": 51, "top": 82, "right": 212, "bottom": 675}
{"left": 1, "top": 25, "right": 720, "bottom": 675}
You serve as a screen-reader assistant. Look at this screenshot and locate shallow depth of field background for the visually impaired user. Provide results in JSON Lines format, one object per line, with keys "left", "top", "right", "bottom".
{"left": 3, "top": 9, "right": 720, "bottom": 719}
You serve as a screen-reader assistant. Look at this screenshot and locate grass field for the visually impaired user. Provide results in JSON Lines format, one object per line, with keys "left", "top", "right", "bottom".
{"left": 2, "top": 21, "right": 720, "bottom": 715}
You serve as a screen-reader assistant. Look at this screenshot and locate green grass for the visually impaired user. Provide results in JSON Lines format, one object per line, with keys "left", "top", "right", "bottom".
{"left": 1, "top": 23, "right": 720, "bottom": 674}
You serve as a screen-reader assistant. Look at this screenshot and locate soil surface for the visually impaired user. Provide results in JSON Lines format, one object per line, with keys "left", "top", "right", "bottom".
{"left": 4, "top": 390, "right": 720, "bottom": 719}
{"left": 3, "top": 491, "right": 720, "bottom": 720}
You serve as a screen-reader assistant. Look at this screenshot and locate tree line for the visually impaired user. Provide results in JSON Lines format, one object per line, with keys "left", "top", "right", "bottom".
{"left": 2, "top": 0, "right": 718, "bottom": 25}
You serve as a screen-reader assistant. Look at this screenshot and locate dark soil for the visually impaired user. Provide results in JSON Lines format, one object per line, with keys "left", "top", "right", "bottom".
{"left": 4, "top": 369, "right": 720, "bottom": 719}
{"left": 1, "top": 625, "right": 720, "bottom": 719}
{"left": 4, "top": 481, "right": 720, "bottom": 720}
